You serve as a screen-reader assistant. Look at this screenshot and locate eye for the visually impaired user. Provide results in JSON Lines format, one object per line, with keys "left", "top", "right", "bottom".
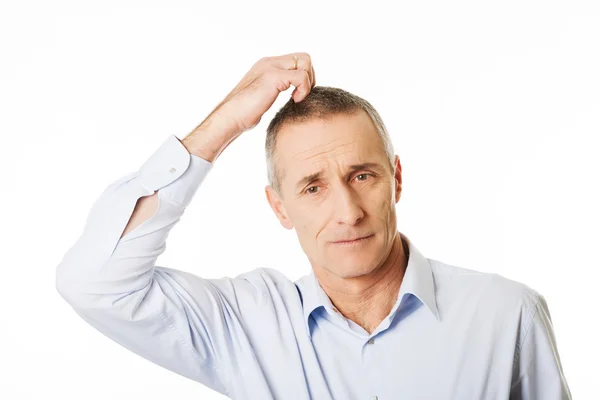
{"left": 355, "top": 173, "right": 373, "bottom": 182}
{"left": 304, "top": 174, "right": 374, "bottom": 195}
{"left": 305, "top": 186, "right": 319, "bottom": 194}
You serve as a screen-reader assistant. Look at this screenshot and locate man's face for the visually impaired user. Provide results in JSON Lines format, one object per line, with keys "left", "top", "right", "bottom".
{"left": 265, "top": 110, "right": 402, "bottom": 279}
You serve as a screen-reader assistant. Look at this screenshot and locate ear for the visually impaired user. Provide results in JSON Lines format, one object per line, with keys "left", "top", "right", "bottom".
{"left": 265, "top": 185, "right": 294, "bottom": 230}
{"left": 393, "top": 155, "right": 402, "bottom": 203}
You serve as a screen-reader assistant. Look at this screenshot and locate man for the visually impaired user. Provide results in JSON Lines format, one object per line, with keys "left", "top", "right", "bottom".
{"left": 56, "top": 52, "right": 571, "bottom": 399}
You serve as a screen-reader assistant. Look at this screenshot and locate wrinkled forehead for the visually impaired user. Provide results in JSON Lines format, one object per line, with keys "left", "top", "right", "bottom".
{"left": 275, "top": 112, "right": 389, "bottom": 193}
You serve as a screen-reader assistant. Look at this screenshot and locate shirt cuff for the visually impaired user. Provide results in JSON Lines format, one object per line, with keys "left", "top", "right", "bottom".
{"left": 137, "top": 134, "right": 214, "bottom": 208}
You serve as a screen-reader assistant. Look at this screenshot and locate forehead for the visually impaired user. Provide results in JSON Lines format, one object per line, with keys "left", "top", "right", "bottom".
{"left": 275, "top": 111, "right": 388, "bottom": 188}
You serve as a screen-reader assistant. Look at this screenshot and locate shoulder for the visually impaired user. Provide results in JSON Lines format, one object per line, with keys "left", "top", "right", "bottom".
{"left": 232, "top": 266, "right": 299, "bottom": 301}
{"left": 430, "top": 258, "right": 541, "bottom": 298}
{"left": 429, "top": 258, "right": 544, "bottom": 320}
{"left": 235, "top": 266, "right": 293, "bottom": 286}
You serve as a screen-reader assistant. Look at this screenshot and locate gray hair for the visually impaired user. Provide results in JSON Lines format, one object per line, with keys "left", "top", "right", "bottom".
{"left": 265, "top": 86, "right": 395, "bottom": 198}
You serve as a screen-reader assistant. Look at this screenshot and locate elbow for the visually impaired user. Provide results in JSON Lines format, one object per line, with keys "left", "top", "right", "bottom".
{"left": 55, "top": 257, "right": 156, "bottom": 316}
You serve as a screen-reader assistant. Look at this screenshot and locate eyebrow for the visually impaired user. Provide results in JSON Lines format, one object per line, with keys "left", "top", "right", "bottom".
{"left": 295, "top": 162, "right": 384, "bottom": 191}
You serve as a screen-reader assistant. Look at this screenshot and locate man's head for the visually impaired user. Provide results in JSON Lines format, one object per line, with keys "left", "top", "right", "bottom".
{"left": 264, "top": 86, "right": 402, "bottom": 279}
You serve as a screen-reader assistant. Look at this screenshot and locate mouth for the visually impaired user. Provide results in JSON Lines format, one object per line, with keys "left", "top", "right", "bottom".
{"left": 332, "top": 234, "right": 374, "bottom": 245}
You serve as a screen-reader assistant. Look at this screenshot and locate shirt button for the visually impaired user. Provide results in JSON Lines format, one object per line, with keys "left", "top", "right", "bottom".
{"left": 368, "top": 338, "right": 375, "bottom": 344}
{"left": 169, "top": 167, "right": 176, "bottom": 173}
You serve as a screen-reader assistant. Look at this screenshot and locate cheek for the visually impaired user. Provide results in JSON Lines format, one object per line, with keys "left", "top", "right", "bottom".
{"left": 298, "top": 211, "right": 330, "bottom": 244}
{"left": 295, "top": 209, "right": 326, "bottom": 233}
{"left": 366, "top": 184, "right": 394, "bottom": 214}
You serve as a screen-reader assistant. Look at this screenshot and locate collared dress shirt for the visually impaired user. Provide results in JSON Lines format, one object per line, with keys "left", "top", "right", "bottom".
{"left": 56, "top": 134, "right": 572, "bottom": 400}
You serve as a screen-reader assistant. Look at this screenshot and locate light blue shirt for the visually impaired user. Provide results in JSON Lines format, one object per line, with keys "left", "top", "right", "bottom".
{"left": 56, "top": 134, "right": 572, "bottom": 399}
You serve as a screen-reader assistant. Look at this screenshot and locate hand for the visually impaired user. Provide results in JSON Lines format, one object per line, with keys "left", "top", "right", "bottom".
{"left": 212, "top": 52, "right": 316, "bottom": 131}
{"left": 183, "top": 52, "right": 316, "bottom": 161}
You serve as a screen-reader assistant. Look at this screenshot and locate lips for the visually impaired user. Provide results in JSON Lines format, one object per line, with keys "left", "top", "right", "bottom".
{"left": 333, "top": 234, "right": 373, "bottom": 244}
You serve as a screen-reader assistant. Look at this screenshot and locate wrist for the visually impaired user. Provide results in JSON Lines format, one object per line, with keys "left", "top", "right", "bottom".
{"left": 182, "top": 119, "right": 238, "bottom": 163}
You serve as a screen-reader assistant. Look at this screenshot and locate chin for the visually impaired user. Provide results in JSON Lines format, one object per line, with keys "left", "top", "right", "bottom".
{"left": 332, "top": 257, "right": 379, "bottom": 279}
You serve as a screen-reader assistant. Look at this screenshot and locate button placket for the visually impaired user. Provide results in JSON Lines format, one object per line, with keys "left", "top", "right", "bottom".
{"left": 358, "top": 339, "right": 378, "bottom": 400}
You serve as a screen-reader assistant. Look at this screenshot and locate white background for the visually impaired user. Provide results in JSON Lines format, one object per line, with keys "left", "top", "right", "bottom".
{"left": 1, "top": 0, "right": 597, "bottom": 398}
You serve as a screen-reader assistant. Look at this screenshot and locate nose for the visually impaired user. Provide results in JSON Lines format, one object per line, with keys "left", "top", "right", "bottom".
{"left": 333, "top": 184, "right": 365, "bottom": 226}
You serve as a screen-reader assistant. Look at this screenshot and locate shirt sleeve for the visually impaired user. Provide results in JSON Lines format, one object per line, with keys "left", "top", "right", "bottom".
{"left": 510, "top": 292, "right": 572, "bottom": 400}
{"left": 55, "top": 134, "right": 266, "bottom": 397}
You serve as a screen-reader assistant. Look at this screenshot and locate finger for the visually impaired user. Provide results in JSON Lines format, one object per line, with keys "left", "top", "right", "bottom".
{"left": 310, "top": 63, "right": 316, "bottom": 87}
{"left": 271, "top": 54, "right": 313, "bottom": 85}
{"left": 270, "top": 52, "right": 306, "bottom": 70}
{"left": 294, "top": 57, "right": 315, "bottom": 88}
{"left": 294, "top": 58, "right": 314, "bottom": 87}
{"left": 288, "top": 70, "right": 312, "bottom": 103}
{"left": 272, "top": 68, "right": 311, "bottom": 102}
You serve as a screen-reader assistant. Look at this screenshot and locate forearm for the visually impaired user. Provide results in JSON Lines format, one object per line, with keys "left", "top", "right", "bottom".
{"left": 182, "top": 111, "right": 239, "bottom": 162}
{"left": 120, "top": 191, "right": 159, "bottom": 239}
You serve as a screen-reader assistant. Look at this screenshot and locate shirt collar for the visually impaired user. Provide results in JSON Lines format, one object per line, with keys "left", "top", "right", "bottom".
{"left": 295, "top": 231, "right": 440, "bottom": 338}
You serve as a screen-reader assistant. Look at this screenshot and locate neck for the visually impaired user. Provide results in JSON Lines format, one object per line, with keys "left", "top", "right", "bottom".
{"left": 316, "top": 231, "right": 408, "bottom": 334}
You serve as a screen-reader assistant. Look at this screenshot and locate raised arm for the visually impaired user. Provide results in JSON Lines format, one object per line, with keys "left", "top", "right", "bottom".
{"left": 55, "top": 53, "right": 316, "bottom": 397}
